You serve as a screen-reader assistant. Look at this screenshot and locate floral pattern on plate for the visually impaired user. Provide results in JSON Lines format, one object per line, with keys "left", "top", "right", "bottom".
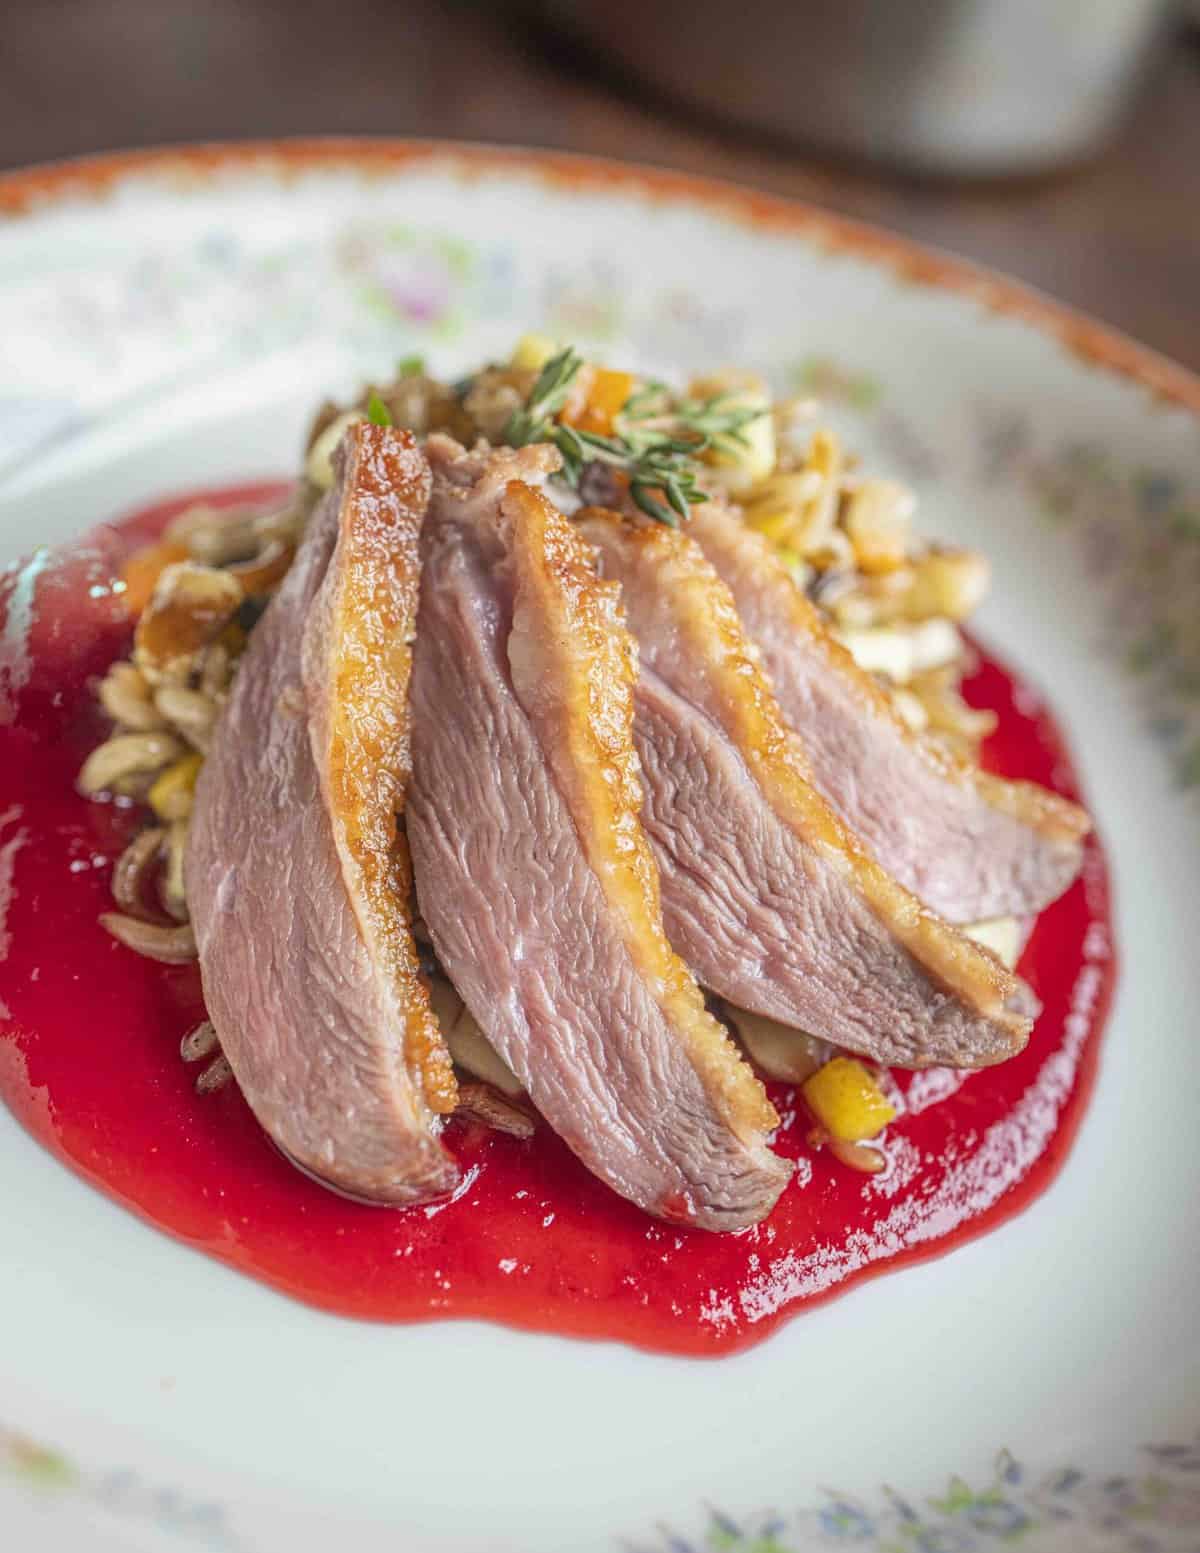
{"left": 634, "top": 1443, "right": 1200, "bottom": 1553}
{"left": 1, "top": 1426, "right": 242, "bottom": 1549}
{"left": 7, "top": 1426, "right": 1200, "bottom": 1553}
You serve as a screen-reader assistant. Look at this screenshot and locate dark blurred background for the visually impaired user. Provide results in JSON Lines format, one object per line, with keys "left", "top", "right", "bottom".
{"left": 1, "top": 0, "right": 1197, "bottom": 367}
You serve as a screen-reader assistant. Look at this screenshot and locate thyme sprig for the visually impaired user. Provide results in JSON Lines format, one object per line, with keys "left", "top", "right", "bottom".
{"left": 502, "top": 346, "right": 766, "bottom": 526}
{"left": 502, "top": 345, "right": 586, "bottom": 449}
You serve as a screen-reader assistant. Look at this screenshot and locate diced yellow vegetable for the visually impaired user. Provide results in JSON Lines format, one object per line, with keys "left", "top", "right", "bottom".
{"left": 509, "top": 332, "right": 559, "bottom": 372}
{"left": 147, "top": 752, "right": 204, "bottom": 822}
{"left": 802, "top": 1056, "right": 896, "bottom": 1142}
{"left": 745, "top": 506, "right": 798, "bottom": 544}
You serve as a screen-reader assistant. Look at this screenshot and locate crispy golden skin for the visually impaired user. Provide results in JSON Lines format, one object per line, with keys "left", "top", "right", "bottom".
{"left": 579, "top": 507, "right": 1033, "bottom": 1050}
{"left": 306, "top": 427, "right": 457, "bottom": 1115}
{"left": 504, "top": 482, "right": 777, "bottom": 1136}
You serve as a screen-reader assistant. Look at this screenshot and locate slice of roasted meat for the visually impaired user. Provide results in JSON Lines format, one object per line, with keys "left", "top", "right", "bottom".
{"left": 188, "top": 424, "right": 459, "bottom": 1205}
{"left": 688, "top": 499, "right": 1089, "bottom": 922}
{"left": 578, "top": 507, "right": 1037, "bottom": 1071}
{"left": 407, "top": 438, "right": 789, "bottom": 1230}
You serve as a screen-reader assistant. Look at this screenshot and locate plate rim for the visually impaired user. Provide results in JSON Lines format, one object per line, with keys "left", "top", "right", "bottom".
{"left": 2, "top": 134, "right": 1199, "bottom": 419}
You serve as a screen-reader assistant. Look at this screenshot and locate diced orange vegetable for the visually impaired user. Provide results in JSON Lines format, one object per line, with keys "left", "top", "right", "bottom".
{"left": 119, "top": 540, "right": 191, "bottom": 617}
{"left": 802, "top": 1056, "right": 896, "bottom": 1142}
{"left": 561, "top": 367, "right": 634, "bottom": 436}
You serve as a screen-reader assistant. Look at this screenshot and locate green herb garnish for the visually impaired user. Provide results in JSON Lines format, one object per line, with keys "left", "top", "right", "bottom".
{"left": 396, "top": 354, "right": 425, "bottom": 378}
{"left": 503, "top": 345, "right": 586, "bottom": 448}
{"left": 366, "top": 390, "right": 394, "bottom": 427}
{"left": 502, "top": 346, "right": 766, "bottom": 526}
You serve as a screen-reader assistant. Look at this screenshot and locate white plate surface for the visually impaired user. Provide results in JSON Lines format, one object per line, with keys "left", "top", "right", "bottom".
{"left": 1, "top": 143, "right": 1198, "bottom": 1553}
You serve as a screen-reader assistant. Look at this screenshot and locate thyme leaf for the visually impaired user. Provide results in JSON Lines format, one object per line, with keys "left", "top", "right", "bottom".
{"left": 502, "top": 345, "right": 767, "bottom": 525}
{"left": 366, "top": 390, "right": 394, "bottom": 427}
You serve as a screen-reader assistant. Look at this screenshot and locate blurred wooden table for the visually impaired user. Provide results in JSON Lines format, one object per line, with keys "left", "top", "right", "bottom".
{"left": 3, "top": 0, "right": 1198, "bottom": 370}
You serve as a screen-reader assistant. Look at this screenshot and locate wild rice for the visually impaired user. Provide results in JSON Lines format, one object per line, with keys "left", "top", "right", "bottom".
{"left": 78, "top": 731, "right": 183, "bottom": 795}
{"left": 98, "top": 912, "right": 197, "bottom": 963}
{"left": 111, "top": 826, "right": 167, "bottom": 918}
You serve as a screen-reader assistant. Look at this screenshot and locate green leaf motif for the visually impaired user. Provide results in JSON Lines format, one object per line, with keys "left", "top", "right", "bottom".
{"left": 1, "top": 1432, "right": 76, "bottom": 1489}
{"left": 790, "top": 356, "right": 882, "bottom": 410}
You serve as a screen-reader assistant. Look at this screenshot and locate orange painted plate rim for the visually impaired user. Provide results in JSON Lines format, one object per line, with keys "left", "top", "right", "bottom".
{"left": 1, "top": 135, "right": 1198, "bottom": 418}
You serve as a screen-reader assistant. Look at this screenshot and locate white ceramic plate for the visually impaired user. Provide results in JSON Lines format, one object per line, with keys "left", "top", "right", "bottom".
{"left": 2, "top": 142, "right": 1198, "bottom": 1553}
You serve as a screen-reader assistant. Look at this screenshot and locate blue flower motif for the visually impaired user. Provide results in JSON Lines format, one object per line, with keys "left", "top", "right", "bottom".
{"left": 816, "top": 1498, "right": 876, "bottom": 1539}
{"left": 1136, "top": 471, "right": 1178, "bottom": 516}
{"left": 965, "top": 1498, "right": 1031, "bottom": 1536}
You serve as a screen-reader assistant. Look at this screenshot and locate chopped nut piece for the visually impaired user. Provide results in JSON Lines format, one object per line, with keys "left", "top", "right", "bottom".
{"left": 835, "top": 619, "right": 964, "bottom": 684}
{"left": 724, "top": 1005, "right": 829, "bottom": 1084}
{"left": 134, "top": 562, "right": 243, "bottom": 687}
{"left": 843, "top": 479, "right": 915, "bottom": 575}
{"left": 429, "top": 977, "right": 523, "bottom": 1097}
{"left": 98, "top": 662, "right": 165, "bottom": 732}
{"left": 903, "top": 547, "right": 990, "bottom": 623}
{"left": 305, "top": 410, "right": 367, "bottom": 490}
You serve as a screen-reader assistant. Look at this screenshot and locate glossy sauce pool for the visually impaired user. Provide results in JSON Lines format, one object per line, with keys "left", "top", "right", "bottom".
{"left": 0, "top": 484, "right": 1116, "bottom": 1357}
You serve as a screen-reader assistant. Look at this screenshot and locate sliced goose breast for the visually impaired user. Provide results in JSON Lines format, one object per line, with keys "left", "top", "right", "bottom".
{"left": 188, "top": 424, "right": 458, "bottom": 1205}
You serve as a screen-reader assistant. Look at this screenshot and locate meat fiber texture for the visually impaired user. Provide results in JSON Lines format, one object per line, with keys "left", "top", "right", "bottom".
{"left": 408, "top": 438, "right": 789, "bottom": 1230}
{"left": 579, "top": 507, "right": 1038, "bottom": 1072}
{"left": 687, "top": 500, "right": 1088, "bottom": 923}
